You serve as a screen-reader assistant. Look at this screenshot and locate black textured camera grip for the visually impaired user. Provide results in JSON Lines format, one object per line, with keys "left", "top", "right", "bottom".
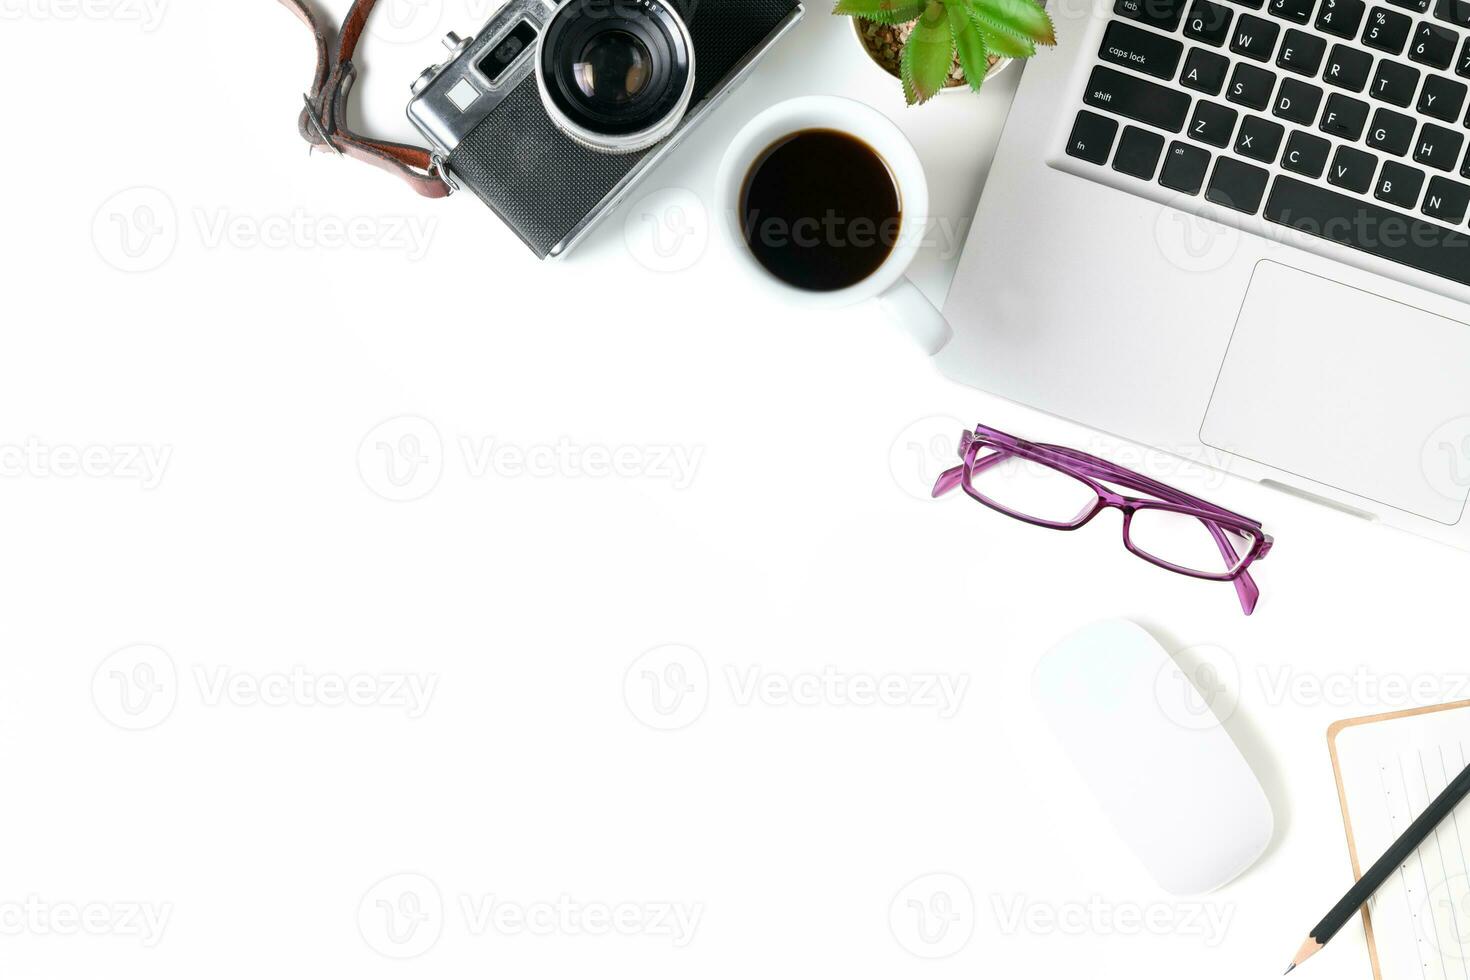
{"left": 449, "top": 0, "right": 801, "bottom": 259}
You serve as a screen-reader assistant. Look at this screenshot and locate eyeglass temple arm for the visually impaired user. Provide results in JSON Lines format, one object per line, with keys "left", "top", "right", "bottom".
{"left": 1037, "top": 444, "right": 1260, "bottom": 612}
{"left": 932, "top": 450, "right": 1013, "bottom": 498}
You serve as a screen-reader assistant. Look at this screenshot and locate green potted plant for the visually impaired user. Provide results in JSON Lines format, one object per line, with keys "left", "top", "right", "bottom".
{"left": 837, "top": 0, "right": 1056, "bottom": 105}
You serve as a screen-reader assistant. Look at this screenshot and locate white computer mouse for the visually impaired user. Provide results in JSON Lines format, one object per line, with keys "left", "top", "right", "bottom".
{"left": 1031, "top": 619, "right": 1274, "bottom": 895}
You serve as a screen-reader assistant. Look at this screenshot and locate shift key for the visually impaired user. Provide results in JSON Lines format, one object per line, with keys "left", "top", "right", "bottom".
{"left": 1084, "top": 65, "right": 1193, "bottom": 132}
{"left": 1100, "top": 21, "right": 1185, "bottom": 79}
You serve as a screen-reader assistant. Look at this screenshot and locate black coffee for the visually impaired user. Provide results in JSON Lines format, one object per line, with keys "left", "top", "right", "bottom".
{"left": 739, "top": 129, "right": 903, "bottom": 293}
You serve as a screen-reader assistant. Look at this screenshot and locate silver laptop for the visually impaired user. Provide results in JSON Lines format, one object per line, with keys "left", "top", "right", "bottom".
{"left": 939, "top": 0, "right": 1470, "bottom": 546}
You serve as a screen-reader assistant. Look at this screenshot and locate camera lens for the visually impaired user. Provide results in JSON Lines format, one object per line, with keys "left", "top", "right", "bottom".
{"left": 574, "top": 31, "right": 653, "bottom": 105}
{"left": 537, "top": 0, "right": 695, "bottom": 155}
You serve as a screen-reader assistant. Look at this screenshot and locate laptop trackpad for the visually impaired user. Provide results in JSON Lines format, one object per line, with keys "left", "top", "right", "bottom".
{"left": 1202, "top": 261, "right": 1470, "bottom": 524}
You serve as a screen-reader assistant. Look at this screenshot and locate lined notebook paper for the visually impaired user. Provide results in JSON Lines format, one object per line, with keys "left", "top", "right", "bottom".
{"left": 1331, "top": 702, "right": 1470, "bottom": 980}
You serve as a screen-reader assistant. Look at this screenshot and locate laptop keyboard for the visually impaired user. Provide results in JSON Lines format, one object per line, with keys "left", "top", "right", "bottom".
{"left": 1067, "top": 0, "right": 1470, "bottom": 287}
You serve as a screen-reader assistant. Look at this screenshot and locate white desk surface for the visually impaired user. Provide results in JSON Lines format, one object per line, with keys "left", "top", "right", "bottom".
{"left": 4, "top": 2, "right": 1470, "bottom": 978}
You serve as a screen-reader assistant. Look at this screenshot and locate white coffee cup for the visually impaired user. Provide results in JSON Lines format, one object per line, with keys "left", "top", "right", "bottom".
{"left": 714, "top": 96, "right": 952, "bottom": 355}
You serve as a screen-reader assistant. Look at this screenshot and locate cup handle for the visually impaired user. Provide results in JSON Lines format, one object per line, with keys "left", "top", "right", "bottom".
{"left": 877, "top": 278, "right": 953, "bottom": 356}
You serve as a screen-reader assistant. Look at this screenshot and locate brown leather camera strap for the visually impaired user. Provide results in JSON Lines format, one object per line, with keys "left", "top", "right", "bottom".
{"left": 280, "top": 0, "right": 453, "bottom": 199}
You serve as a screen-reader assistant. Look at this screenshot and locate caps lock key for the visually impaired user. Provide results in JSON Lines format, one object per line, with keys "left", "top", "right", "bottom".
{"left": 1100, "top": 21, "right": 1186, "bottom": 79}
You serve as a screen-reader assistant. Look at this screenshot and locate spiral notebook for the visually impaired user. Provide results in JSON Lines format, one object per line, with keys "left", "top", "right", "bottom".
{"left": 1330, "top": 701, "right": 1470, "bottom": 980}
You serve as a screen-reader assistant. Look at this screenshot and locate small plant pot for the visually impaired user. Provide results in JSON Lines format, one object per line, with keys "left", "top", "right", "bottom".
{"left": 852, "top": 17, "right": 1012, "bottom": 94}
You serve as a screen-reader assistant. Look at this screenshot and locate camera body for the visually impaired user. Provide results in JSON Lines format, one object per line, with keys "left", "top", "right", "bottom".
{"left": 407, "top": 0, "right": 804, "bottom": 260}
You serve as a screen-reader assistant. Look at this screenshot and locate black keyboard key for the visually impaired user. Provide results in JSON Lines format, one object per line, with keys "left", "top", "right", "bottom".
{"left": 1226, "top": 0, "right": 1265, "bottom": 8}
{"left": 1277, "top": 28, "right": 1329, "bottom": 72}
{"left": 1066, "top": 111, "right": 1121, "bottom": 164}
{"left": 1116, "top": 0, "right": 1192, "bottom": 30}
{"left": 1460, "top": 36, "right": 1470, "bottom": 75}
{"left": 1462, "top": 143, "right": 1470, "bottom": 176}
{"left": 1317, "top": 0, "right": 1368, "bottom": 35}
{"left": 1182, "top": 47, "right": 1232, "bottom": 92}
{"left": 1160, "top": 141, "right": 1214, "bottom": 192}
{"left": 1415, "top": 122, "right": 1465, "bottom": 169}
{"left": 1322, "top": 92, "right": 1372, "bottom": 137}
{"left": 1190, "top": 99, "right": 1242, "bottom": 143}
{"left": 1114, "top": 125, "right": 1169, "bottom": 177}
{"left": 1206, "top": 156, "right": 1272, "bottom": 210}
{"left": 1376, "top": 160, "right": 1426, "bottom": 205}
{"left": 1419, "top": 73, "right": 1468, "bottom": 120}
{"left": 1370, "top": 59, "right": 1421, "bottom": 105}
{"left": 1269, "top": 0, "right": 1318, "bottom": 19}
{"left": 1276, "top": 77, "right": 1326, "bottom": 121}
{"left": 1368, "top": 107, "right": 1418, "bottom": 153}
{"left": 1437, "top": 0, "right": 1470, "bottom": 26}
{"left": 1101, "top": 21, "right": 1186, "bottom": 79}
{"left": 1324, "top": 43, "right": 1375, "bottom": 89}
{"left": 1409, "top": 22, "right": 1459, "bottom": 68}
{"left": 1387, "top": 0, "right": 1430, "bottom": 11}
{"left": 1363, "top": 6, "right": 1413, "bottom": 51}
{"left": 1230, "top": 62, "right": 1279, "bottom": 107}
{"left": 1084, "top": 66, "right": 1194, "bottom": 132}
{"left": 1424, "top": 175, "right": 1470, "bottom": 222}
{"left": 1330, "top": 144, "right": 1380, "bottom": 189}
{"left": 1284, "top": 129, "right": 1333, "bottom": 174}
{"left": 1232, "top": 14, "right": 1283, "bottom": 57}
{"left": 1186, "top": 0, "right": 1237, "bottom": 42}
{"left": 1236, "top": 115, "right": 1288, "bottom": 160}
{"left": 1265, "top": 176, "right": 1470, "bottom": 286}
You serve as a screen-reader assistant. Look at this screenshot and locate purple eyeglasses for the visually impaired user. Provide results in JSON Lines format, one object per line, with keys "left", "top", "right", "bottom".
{"left": 932, "top": 424, "right": 1273, "bottom": 615}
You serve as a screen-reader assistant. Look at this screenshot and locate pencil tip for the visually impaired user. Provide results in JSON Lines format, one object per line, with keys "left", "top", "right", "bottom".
{"left": 1284, "top": 964, "right": 1296, "bottom": 975}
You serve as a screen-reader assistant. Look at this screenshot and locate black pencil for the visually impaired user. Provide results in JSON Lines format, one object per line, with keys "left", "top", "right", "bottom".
{"left": 1286, "top": 759, "right": 1470, "bottom": 973}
